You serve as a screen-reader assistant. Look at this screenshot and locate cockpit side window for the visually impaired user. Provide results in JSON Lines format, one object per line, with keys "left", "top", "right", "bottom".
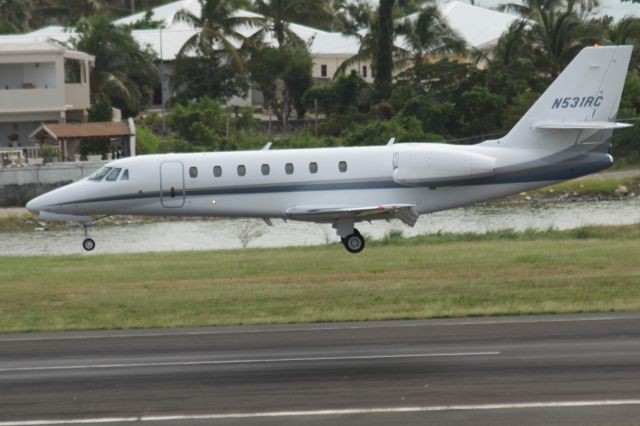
{"left": 120, "top": 169, "right": 129, "bottom": 181}
{"left": 88, "top": 167, "right": 112, "bottom": 182}
{"left": 105, "top": 168, "right": 122, "bottom": 182}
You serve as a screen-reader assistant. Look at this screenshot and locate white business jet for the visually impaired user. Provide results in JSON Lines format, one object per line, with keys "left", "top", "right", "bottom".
{"left": 27, "top": 45, "right": 633, "bottom": 253}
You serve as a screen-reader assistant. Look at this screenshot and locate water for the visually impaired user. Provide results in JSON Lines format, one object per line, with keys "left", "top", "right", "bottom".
{"left": 1, "top": 199, "right": 639, "bottom": 256}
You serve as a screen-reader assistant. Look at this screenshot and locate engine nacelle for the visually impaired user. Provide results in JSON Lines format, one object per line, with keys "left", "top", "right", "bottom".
{"left": 393, "top": 146, "right": 495, "bottom": 186}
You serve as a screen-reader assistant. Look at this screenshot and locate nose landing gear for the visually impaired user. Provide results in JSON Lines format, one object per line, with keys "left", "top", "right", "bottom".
{"left": 82, "top": 222, "right": 95, "bottom": 252}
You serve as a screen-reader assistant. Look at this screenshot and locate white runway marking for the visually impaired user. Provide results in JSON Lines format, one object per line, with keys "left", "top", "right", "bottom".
{"left": 1, "top": 313, "right": 638, "bottom": 342}
{"left": 2, "top": 400, "right": 640, "bottom": 425}
{"left": 0, "top": 351, "right": 499, "bottom": 373}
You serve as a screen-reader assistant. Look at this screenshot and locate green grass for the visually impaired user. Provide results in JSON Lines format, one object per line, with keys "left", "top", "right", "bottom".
{"left": 1, "top": 224, "right": 640, "bottom": 333}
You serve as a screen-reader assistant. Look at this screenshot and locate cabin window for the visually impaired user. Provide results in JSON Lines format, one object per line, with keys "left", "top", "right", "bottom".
{"left": 261, "top": 163, "right": 270, "bottom": 175}
{"left": 309, "top": 162, "right": 318, "bottom": 174}
{"left": 338, "top": 161, "right": 347, "bottom": 173}
{"left": 213, "top": 165, "right": 222, "bottom": 177}
{"left": 189, "top": 166, "right": 198, "bottom": 178}
{"left": 285, "top": 163, "right": 294, "bottom": 175}
{"left": 88, "top": 167, "right": 112, "bottom": 181}
{"left": 237, "top": 165, "right": 246, "bottom": 176}
{"left": 120, "top": 169, "right": 129, "bottom": 180}
{"left": 105, "top": 168, "right": 122, "bottom": 181}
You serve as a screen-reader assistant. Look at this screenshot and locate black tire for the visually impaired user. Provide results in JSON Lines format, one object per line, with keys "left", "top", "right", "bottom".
{"left": 342, "top": 231, "right": 365, "bottom": 254}
{"left": 82, "top": 238, "right": 96, "bottom": 251}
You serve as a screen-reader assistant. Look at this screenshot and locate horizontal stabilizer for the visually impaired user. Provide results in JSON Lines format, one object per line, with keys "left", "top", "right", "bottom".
{"left": 286, "top": 204, "right": 419, "bottom": 227}
{"left": 533, "top": 121, "right": 632, "bottom": 130}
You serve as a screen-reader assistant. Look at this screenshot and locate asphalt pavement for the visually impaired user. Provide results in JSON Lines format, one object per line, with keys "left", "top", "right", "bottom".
{"left": 1, "top": 312, "right": 640, "bottom": 425}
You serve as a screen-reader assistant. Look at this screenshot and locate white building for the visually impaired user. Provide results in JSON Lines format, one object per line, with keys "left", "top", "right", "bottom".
{"left": 0, "top": 42, "right": 93, "bottom": 155}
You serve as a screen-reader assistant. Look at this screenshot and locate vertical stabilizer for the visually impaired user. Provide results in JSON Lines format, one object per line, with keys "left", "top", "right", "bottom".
{"left": 499, "top": 45, "right": 633, "bottom": 151}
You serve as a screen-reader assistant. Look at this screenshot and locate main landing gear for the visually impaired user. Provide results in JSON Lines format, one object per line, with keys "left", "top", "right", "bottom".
{"left": 341, "top": 229, "right": 365, "bottom": 254}
{"left": 335, "top": 219, "right": 366, "bottom": 254}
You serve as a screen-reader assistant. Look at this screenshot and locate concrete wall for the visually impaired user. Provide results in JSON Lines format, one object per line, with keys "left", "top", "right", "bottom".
{"left": 0, "top": 161, "right": 105, "bottom": 207}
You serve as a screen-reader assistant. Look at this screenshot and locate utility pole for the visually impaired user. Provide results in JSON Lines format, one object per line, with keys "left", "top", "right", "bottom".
{"left": 159, "top": 27, "right": 167, "bottom": 136}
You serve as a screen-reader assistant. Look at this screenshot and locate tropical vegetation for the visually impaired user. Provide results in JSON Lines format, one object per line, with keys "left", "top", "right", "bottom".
{"left": 1, "top": 0, "right": 640, "bottom": 161}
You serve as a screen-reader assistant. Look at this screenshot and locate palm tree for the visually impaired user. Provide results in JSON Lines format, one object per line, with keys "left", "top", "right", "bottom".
{"left": 251, "top": 0, "right": 332, "bottom": 48}
{"left": 481, "top": 19, "right": 530, "bottom": 68}
{"left": 334, "top": 3, "right": 378, "bottom": 78}
{"left": 527, "top": 6, "right": 596, "bottom": 78}
{"left": 72, "top": 15, "right": 159, "bottom": 116}
{"left": 331, "top": 0, "right": 371, "bottom": 33}
{"left": 174, "top": 0, "right": 258, "bottom": 72}
{"left": 396, "top": 6, "right": 466, "bottom": 67}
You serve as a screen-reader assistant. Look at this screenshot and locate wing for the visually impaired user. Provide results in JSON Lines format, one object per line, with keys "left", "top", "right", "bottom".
{"left": 286, "top": 203, "right": 419, "bottom": 227}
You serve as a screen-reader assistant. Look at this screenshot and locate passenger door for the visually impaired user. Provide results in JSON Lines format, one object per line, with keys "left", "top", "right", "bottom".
{"left": 160, "top": 161, "right": 185, "bottom": 208}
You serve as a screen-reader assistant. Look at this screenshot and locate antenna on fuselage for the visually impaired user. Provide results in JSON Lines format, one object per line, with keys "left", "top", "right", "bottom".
{"left": 386, "top": 137, "right": 396, "bottom": 146}
{"left": 261, "top": 142, "right": 273, "bottom": 151}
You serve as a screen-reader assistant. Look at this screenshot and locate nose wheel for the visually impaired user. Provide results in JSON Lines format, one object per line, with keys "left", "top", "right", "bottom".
{"left": 341, "top": 229, "right": 365, "bottom": 254}
{"left": 83, "top": 238, "right": 96, "bottom": 251}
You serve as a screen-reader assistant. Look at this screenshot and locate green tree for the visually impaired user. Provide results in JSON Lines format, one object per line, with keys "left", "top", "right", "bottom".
{"left": 0, "top": 0, "right": 32, "bottom": 31}
{"left": 72, "top": 15, "right": 159, "bottom": 117}
{"left": 249, "top": 46, "right": 313, "bottom": 127}
{"left": 173, "top": 47, "right": 248, "bottom": 103}
{"left": 88, "top": 93, "right": 113, "bottom": 122}
{"left": 35, "top": 0, "right": 106, "bottom": 27}
{"left": 303, "top": 71, "right": 366, "bottom": 115}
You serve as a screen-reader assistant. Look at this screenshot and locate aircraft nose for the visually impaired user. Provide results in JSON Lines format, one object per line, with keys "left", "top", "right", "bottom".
{"left": 26, "top": 195, "right": 44, "bottom": 214}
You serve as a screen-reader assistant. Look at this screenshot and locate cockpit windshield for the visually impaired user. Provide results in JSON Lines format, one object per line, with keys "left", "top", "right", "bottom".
{"left": 88, "top": 167, "right": 112, "bottom": 182}
{"left": 105, "top": 168, "right": 122, "bottom": 181}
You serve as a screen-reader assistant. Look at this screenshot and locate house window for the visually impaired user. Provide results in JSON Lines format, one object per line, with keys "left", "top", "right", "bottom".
{"left": 64, "top": 59, "right": 82, "bottom": 84}
{"left": 213, "top": 165, "right": 222, "bottom": 177}
{"left": 285, "top": 163, "right": 294, "bottom": 175}
{"left": 189, "top": 166, "right": 198, "bottom": 178}
{"left": 338, "top": 161, "right": 347, "bottom": 173}
{"left": 261, "top": 164, "right": 270, "bottom": 175}
{"left": 362, "top": 65, "right": 368, "bottom": 78}
{"left": 237, "top": 165, "right": 246, "bottom": 176}
{"left": 320, "top": 64, "right": 327, "bottom": 78}
{"left": 309, "top": 162, "right": 318, "bottom": 174}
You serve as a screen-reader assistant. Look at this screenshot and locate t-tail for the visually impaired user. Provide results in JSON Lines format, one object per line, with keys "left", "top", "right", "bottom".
{"left": 492, "top": 45, "right": 633, "bottom": 154}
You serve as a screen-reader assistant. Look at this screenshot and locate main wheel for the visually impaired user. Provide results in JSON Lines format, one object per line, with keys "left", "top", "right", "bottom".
{"left": 82, "top": 238, "right": 96, "bottom": 251}
{"left": 342, "top": 230, "right": 365, "bottom": 254}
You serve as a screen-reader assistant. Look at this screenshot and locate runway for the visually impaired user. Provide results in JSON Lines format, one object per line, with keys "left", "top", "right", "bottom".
{"left": 1, "top": 312, "right": 640, "bottom": 425}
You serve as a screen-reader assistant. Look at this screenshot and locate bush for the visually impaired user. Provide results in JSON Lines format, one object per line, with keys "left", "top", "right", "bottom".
{"left": 168, "top": 97, "right": 226, "bottom": 148}
{"left": 135, "top": 126, "right": 161, "bottom": 154}
{"left": 341, "top": 113, "right": 441, "bottom": 146}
